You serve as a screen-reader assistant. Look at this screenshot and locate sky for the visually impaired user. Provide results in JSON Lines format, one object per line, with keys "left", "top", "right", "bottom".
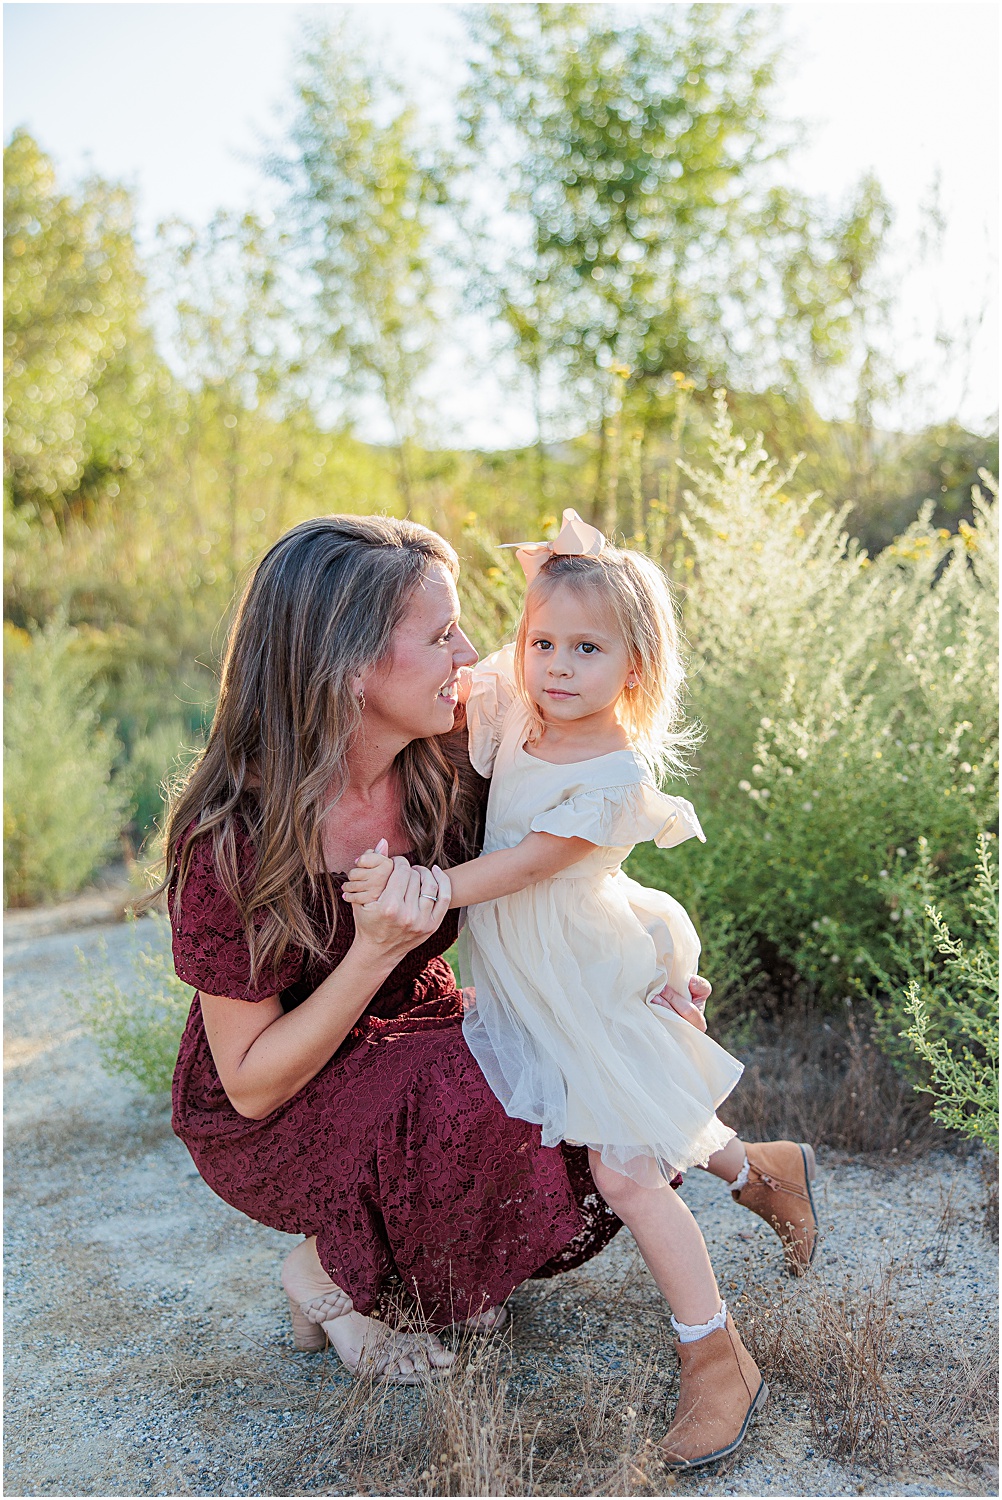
{"left": 4, "top": 1, "right": 998, "bottom": 447}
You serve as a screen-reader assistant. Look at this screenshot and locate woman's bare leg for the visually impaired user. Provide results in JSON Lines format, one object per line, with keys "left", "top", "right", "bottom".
{"left": 587, "top": 1150, "right": 721, "bottom": 1324}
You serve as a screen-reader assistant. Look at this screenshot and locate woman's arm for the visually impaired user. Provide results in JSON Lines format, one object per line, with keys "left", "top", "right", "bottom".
{"left": 200, "top": 858, "right": 451, "bottom": 1120}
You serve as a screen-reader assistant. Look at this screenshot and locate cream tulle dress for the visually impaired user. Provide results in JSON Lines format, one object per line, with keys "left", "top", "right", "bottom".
{"left": 459, "top": 648, "right": 743, "bottom": 1185}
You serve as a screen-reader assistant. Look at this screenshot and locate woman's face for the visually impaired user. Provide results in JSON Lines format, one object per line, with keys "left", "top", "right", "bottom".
{"left": 361, "top": 562, "right": 478, "bottom": 743}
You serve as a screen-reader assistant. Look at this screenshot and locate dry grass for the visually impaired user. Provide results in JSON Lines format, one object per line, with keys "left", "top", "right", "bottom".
{"left": 256, "top": 1258, "right": 998, "bottom": 1498}
{"left": 929, "top": 1177, "right": 963, "bottom": 1268}
{"left": 418, "top": 1328, "right": 681, "bottom": 1498}
{"left": 419, "top": 1332, "right": 532, "bottom": 1497}
{"left": 920, "top": 1341, "right": 999, "bottom": 1470}
{"left": 980, "top": 1153, "right": 1000, "bottom": 1242}
{"left": 246, "top": 1290, "right": 687, "bottom": 1499}
{"left": 738, "top": 1251, "right": 999, "bottom": 1482}
{"left": 740, "top": 1265, "right": 902, "bottom": 1470}
{"left": 719, "top": 1006, "right": 946, "bottom": 1157}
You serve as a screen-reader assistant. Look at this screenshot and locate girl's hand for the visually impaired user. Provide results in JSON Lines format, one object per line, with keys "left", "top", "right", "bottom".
{"left": 650, "top": 974, "right": 711, "bottom": 1032}
{"left": 456, "top": 665, "right": 475, "bottom": 706}
{"left": 343, "top": 842, "right": 395, "bottom": 906}
{"left": 349, "top": 853, "right": 452, "bottom": 964}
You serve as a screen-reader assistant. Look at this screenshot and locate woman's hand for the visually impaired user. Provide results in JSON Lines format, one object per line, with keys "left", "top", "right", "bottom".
{"left": 650, "top": 974, "right": 711, "bottom": 1032}
{"left": 201, "top": 851, "right": 452, "bottom": 1121}
{"left": 349, "top": 849, "right": 452, "bottom": 964}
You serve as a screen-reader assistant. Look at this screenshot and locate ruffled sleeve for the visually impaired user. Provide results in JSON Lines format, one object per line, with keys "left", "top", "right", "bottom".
{"left": 465, "top": 644, "right": 521, "bottom": 778}
{"left": 170, "top": 824, "right": 304, "bottom": 1002}
{"left": 530, "top": 783, "right": 706, "bottom": 851}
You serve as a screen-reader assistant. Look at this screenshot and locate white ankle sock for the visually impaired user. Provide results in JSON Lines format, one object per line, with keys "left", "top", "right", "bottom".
{"left": 670, "top": 1300, "right": 728, "bottom": 1344}
{"left": 731, "top": 1155, "right": 750, "bottom": 1191}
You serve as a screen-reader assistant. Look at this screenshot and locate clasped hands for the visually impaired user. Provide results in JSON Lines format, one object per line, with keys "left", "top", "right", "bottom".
{"left": 342, "top": 839, "right": 452, "bottom": 958}
{"left": 344, "top": 839, "right": 446, "bottom": 911}
{"left": 343, "top": 842, "right": 712, "bottom": 1032}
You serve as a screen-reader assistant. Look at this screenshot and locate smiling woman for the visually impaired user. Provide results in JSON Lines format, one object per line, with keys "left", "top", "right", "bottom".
{"left": 149, "top": 514, "right": 624, "bottom": 1383}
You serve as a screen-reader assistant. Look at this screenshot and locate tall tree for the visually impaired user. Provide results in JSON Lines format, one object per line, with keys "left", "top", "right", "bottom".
{"left": 461, "top": 5, "right": 892, "bottom": 516}
{"left": 3, "top": 129, "right": 161, "bottom": 521}
{"left": 155, "top": 210, "right": 299, "bottom": 582}
{"left": 271, "top": 24, "right": 450, "bottom": 511}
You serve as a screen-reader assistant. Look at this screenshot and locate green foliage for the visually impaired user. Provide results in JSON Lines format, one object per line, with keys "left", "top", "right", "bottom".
{"left": 626, "top": 398, "right": 998, "bottom": 1023}
{"left": 154, "top": 209, "right": 302, "bottom": 590}
{"left": 1, "top": 58, "right": 996, "bottom": 927}
{"left": 461, "top": 4, "right": 894, "bottom": 471}
{"left": 123, "top": 717, "right": 201, "bottom": 847}
{"left": 3, "top": 619, "right": 129, "bottom": 904}
{"left": 273, "top": 23, "right": 451, "bottom": 507}
{"left": 899, "top": 836, "right": 999, "bottom": 1152}
{"left": 77, "top": 915, "right": 193, "bottom": 1093}
{"left": 4, "top": 129, "right": 166, "bottom": 520}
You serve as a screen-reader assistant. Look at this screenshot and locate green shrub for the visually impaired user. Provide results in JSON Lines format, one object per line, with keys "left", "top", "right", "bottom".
{"left": 897, "top": 835, "right": 999, "bottom": 1153}
{"left": 123, "top": 716, "right": 202, "bottom": 848}
{"left": 77, "top": 914, "right": 193, "bottom": 1093}
{"left": 4, "top": 619, "right": 129, "bottom": 905}
{"left": 627, "top": 399, "right": 998, "bottom": 1025}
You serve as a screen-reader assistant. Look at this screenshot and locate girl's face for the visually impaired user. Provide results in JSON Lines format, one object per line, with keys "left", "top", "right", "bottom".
{"left": 522, "top": 582, "right": 635, "bottom": 728}
{"left": 361, "top": 563, "right": 478, "bottom": 744}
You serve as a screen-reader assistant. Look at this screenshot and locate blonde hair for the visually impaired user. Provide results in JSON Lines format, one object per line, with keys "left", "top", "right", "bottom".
{"left": 513, "top": 548, "right": 700, "bottom": 782}
{"left": 151, "top": 515, "right": 482, "bottom": 985}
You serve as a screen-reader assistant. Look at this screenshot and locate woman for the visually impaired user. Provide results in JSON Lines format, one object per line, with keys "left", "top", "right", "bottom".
{"left": 162, "top": 515, "right": 816, "bottom": 1395}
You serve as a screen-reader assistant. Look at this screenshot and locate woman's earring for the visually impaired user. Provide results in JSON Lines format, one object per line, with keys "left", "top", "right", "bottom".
{"left": 357, "top": 688, "right": 366, "bottom": 712}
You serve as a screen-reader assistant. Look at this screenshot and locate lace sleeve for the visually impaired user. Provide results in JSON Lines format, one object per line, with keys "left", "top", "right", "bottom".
{"left": 170, "top": 826, "right": 304, "bottom": 1001}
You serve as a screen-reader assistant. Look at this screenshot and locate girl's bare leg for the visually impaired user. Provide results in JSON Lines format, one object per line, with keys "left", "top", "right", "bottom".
{"left": 700, "top": 1136, "right": 747, "bottom": 1184}
{"left": 587, "top": 1149, "right": 721, "bottom": 1324}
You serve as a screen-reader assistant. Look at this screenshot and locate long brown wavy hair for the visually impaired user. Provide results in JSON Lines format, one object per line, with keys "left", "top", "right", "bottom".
{"left": 151, "top": 515, "right": 481, "bottom": 985}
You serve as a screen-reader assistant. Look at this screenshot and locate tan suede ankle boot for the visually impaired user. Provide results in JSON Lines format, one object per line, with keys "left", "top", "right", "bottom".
{"left": 660, "top": 1312, "right": 768, "bottom": 1468}
{"left": 734, "top": 1140, "right": 818, "bottom": 1275}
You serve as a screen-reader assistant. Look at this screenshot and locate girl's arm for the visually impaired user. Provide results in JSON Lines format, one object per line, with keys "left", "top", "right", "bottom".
{"left": 343, "top": 849, "right": 715, "bottom": 1030}
{"left": 200, "top": 857, "right": 451, "bottom": 1120}
{"left": 344, "top": 832, "right": 595, "bottom": 911}
{"left": 443, "top": 832, "right": 594, "bottom": 906}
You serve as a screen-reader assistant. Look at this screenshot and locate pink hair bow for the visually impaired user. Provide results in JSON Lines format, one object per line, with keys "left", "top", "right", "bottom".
{"left": 501, "top": 508, "right": 606, "bottom": 583}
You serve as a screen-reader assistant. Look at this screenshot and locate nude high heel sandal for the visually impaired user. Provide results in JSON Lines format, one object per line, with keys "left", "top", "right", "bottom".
{"left": 287, "top": 1287, "right": 354, "bottom": 1352}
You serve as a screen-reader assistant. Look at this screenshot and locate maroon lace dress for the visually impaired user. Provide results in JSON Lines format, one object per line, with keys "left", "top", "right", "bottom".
{"left": 170, "top": 822, "right": 622, "bottom": 1327}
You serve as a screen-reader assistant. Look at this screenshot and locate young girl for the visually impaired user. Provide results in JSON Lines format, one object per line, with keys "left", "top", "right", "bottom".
{"left": 346, "top": 511, "right": 814, "bottom": 1466}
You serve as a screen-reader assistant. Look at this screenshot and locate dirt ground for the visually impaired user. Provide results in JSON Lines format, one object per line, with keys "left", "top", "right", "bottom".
{"left": 4, "top": 913, "right": 998, "bottom": 1499}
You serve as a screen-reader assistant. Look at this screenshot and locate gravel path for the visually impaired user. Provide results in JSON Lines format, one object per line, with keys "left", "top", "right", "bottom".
{"left": 4, "top": 915, "right": 998, "bottom": 1498}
